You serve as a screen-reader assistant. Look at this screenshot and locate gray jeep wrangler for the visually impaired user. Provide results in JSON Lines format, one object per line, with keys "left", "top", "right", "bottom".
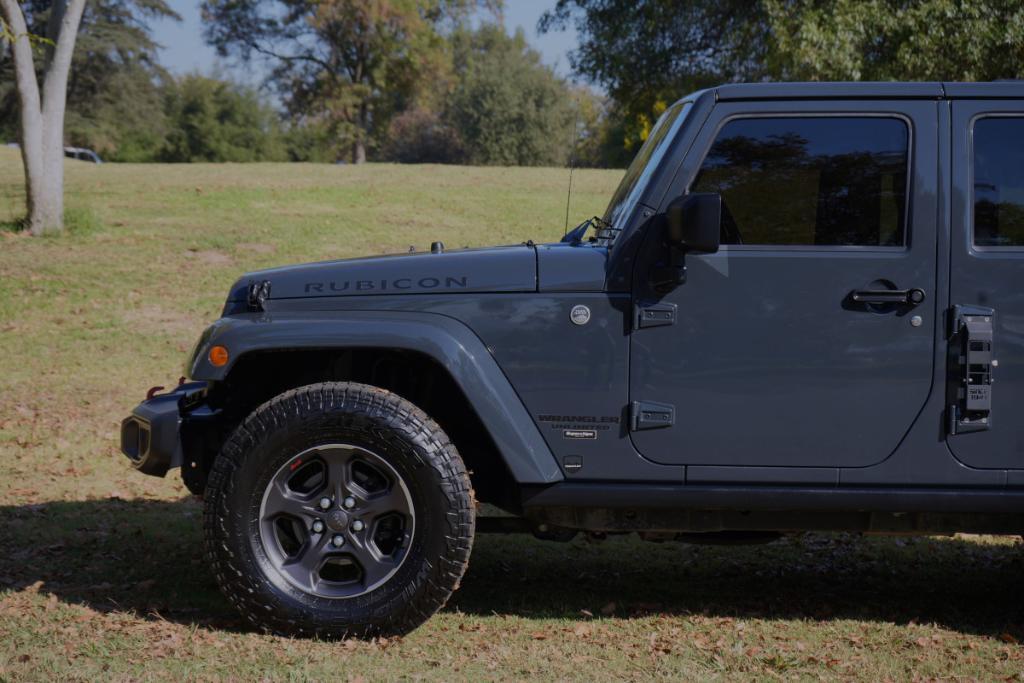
{"left": 122, "top": 81, "right": 1024, "bottom": 637}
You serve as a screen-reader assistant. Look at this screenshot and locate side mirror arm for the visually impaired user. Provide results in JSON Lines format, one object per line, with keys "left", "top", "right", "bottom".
{"left": 649, "top": 240, "right": 688, "bottom": 293}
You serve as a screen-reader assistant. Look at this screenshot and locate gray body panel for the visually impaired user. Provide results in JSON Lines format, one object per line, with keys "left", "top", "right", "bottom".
{"left": 536, "top": 244, "right": 609, "bottom": 291}
{"left": 187, "top": 310, "right": 563, "bottom": 484}
{"left": 948, "top": 99, "right": 1024, "bottom": 470}
{"left": 629, "top": 100, "right": 939, "bottom": 469}
{"left": 225, "top": 244, "right": 537, "bottom": 302}
{"left": 246, "top": 291, "right": 682, "bottom": 483}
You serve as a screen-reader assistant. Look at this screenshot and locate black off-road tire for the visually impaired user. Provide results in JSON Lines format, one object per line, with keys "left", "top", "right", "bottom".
{"left": 203, "top": 381, "right": 475, "bottom": 638}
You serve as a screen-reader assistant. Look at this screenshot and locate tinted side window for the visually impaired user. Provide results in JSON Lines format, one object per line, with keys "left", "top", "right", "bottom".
{"left": 691, "top": 117, "right": 909, "bottom": 246}
{"left": 974, "top": 117, "right": 1024, "bottom": 247}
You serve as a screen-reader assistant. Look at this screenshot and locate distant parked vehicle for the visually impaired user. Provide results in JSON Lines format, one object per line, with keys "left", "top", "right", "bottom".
{"left": 64, "top": 146, "right": 102, "bottom": 164}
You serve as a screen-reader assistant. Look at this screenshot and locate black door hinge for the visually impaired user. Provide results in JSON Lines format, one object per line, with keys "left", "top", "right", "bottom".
{"left": 633, "top": 302, "right": 677, "bottom": 330}
{"left": 630, "top": 400, "right": 675, "bottom": 431}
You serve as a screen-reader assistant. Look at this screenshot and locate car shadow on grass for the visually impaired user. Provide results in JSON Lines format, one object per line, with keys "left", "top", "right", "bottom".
{"left": 0, "top": 498, "right": 247, "bottom": 631}
{"left": 2, "top": 498, "right": 1024, "bottom": 639}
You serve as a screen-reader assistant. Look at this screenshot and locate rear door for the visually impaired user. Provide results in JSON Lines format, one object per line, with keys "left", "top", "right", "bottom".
{"left": 629, "top": 100, "right": 939, "bottom": 469}
{"left": 948, "top": 102, "right": 1024, "bottom": 469}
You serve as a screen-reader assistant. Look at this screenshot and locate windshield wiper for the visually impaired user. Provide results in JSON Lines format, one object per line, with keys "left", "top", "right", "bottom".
{"left": 591, "top": 216, "right": 621, "bottom": 244}
{"left": 561, "top": 216, "right": 618, "bottom": 245}
{"left": 561, "top": 217, "right": 593, "bottom": 244}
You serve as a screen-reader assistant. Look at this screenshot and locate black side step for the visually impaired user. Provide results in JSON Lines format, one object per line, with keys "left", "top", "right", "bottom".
{"left": 521, "top": 483, "right": 1024, "bottom": 515}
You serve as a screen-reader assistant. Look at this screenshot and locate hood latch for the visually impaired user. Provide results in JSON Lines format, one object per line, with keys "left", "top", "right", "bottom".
{"left": 247, "top": 280, "right": 272, "bottom": 312}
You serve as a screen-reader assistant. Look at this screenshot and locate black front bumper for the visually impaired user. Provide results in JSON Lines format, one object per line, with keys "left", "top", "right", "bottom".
{"left": 120, "top": 381, "right": 212, "bottom": 477}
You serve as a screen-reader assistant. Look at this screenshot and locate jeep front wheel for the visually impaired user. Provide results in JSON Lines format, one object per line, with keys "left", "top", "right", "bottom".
{"left": 203, "top": 382, "right": 475, "bottom": 638}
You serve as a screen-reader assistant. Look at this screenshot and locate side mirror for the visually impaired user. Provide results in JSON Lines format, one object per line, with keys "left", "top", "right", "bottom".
{"left": 648, "top": 193, "right": 721, "bottom": 294}
{"left": 666, "top": 193, "right": 721, "bottom": 254}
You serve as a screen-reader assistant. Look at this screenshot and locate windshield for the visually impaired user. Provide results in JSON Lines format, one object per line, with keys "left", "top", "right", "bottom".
{"left": 601, "top": 101, "right": 691, "bottom": 229}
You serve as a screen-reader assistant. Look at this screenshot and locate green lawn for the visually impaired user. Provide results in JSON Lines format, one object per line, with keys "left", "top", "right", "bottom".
{"left": 1, "top": 147, "right": 1023, "bottom": 681}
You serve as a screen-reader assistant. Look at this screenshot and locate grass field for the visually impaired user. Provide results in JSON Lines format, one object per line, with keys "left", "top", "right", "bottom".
{"left": 1, "top": 146, "right": 1024, "bottom": 681}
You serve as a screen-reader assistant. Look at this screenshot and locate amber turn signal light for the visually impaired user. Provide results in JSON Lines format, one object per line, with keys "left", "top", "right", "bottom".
{"left": 208, "top": 345, "right": 229, "bottom": 367}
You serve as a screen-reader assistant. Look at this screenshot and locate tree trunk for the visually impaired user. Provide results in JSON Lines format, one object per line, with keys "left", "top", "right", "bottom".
{"left": 32, "top": 121, "right": 65, "bottom": 234}
{"left": 351, "top": 101, "right": 368, "bottom": 164}
{"left": 2, "top": 0, "right": 45, "bottom": 232}
{"left": 352, "top": 138, "right": 366, "bottom": 165}
{"left": 0, "top": 0, "right": 86, "bottom": 235}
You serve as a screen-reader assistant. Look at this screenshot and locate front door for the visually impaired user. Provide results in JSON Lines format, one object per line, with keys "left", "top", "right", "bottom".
{"left": 947, "top": 102, "right": 1024, "bottom": 469}
{"left": 629, "top": 101, "right": 939, "bottom": 468}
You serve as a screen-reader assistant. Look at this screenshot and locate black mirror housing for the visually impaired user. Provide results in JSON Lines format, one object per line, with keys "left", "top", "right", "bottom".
{"left": 666, "top": 193, "right": 721, "bottom": 254}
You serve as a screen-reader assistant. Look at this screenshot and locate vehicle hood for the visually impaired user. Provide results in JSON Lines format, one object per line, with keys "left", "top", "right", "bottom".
{"left": 226, "top": 244, "right": 538, "bottom": 302}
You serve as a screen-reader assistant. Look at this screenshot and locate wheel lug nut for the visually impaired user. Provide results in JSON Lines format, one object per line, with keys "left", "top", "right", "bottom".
{"left": 318, "top": 497, "right": 332, "bottom": 510}
{"left": 331, "top": 534, "right": 345, "bottom": 548}
{"left": 311, "top": 520, "right": 325, "bottom": 533}
{"left": 351, "top": 520, "right": 364, "bottom": 532}
{"left": 343, "top": 496, "right": 356, "bottom": 509}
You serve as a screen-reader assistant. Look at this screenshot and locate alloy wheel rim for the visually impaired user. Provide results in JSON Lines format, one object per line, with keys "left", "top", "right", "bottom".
{"left": 258, "top": 443, "right": 415, "bottom": 599}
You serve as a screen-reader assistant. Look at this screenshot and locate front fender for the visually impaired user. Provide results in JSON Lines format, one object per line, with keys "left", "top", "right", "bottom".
{"left": 188, "top": 311, "right": 563, "bottom": 485}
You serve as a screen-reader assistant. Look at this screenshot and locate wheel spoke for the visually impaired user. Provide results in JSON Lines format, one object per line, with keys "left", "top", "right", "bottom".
{"left": 348, "top": 537, "right": 397, "bottom": 589}
{"left": 280, "top": 533, "right": 329, "bottom": 592}
{"left": 324, "top": 449, "right": 355, "bottom": 501}
{"left": 363, "top": 484, "right": 411, "bottom": 518}
{"left": 263, "top": 479, "right": 315, "bottom": 519}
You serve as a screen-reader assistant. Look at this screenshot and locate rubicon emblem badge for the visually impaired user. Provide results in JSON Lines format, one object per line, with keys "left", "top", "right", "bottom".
{"left": 570, "top": 305, "right": 591, "bottom": 326}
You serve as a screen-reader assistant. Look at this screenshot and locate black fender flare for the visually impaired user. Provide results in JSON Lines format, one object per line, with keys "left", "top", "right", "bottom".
{"left": 186, "top": 311, "right": 563, "bottom": 485}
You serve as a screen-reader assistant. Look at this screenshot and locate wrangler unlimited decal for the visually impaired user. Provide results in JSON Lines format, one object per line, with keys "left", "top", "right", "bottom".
{"left": 537, "top": 414, "right": 620, "bottom": 435}
{"left": 537, "top": 415, "right": 620, "bottom": 424}
{"left": 304, "top": 276, "right": 469, "bottom": 293}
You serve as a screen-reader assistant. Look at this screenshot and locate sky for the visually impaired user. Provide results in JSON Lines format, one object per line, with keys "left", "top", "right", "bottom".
{"left": 151, "top": 1, "right": 581, "bottom": 85}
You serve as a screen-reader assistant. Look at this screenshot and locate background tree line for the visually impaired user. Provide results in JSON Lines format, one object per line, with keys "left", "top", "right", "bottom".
{"left": 1, "top": 0, "right": 602, "bottom": 166}
{"left": 5, "top": 0, "right": 1024, "bottom": 171}
{"left": 540, "top": 0, "right": 1024, "bottom": 166}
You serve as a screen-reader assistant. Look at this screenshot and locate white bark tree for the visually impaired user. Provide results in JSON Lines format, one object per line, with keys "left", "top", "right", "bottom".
{"left": 1, "top": 0, "right": 87, "bottom": 235}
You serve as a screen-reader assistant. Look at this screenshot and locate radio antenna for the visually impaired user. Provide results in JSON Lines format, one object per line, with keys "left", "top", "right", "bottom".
{"left": 564, "top": 97, "right": 581, "bottom": 236}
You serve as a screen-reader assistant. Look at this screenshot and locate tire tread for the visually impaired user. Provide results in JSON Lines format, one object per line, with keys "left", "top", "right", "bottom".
{"left": 203, "top": 381, "right": 475, "bottom": 638}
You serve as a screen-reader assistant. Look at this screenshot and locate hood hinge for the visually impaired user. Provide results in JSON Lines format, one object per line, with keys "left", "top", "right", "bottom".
{"left": 633, "top": 301, "right": 677, "bottom": 330}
